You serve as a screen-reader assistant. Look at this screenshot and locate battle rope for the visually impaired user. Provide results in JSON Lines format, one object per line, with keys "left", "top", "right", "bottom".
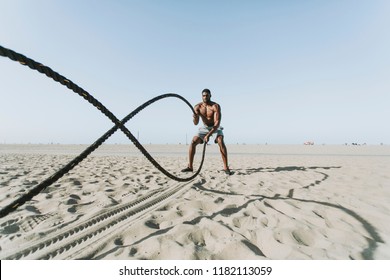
{"left": 0, "top": 45, "right": 206, "bottom": 218}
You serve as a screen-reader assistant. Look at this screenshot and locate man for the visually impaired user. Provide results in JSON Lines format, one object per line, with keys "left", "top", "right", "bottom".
{"left": 181, "top": 89, "right": 231, "bottom": 175}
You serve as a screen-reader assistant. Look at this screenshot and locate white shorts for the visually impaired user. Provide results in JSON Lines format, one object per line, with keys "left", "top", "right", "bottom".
{"left": 197, "top": 125, "right": 224, "bottom": 143}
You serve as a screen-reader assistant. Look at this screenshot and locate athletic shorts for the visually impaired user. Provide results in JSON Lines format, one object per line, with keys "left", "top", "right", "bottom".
{"left": 197, "top": 125, "right": 224, "bottom": 143}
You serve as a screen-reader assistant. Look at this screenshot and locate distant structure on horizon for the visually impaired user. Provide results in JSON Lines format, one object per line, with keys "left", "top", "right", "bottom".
{"left": 304, "top": 141, "right": 314, "bottom": 145}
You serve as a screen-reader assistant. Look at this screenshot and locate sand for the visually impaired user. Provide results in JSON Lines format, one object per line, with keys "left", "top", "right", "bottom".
{"left": 0, "top": 144, "right": 389, "bottom": 260}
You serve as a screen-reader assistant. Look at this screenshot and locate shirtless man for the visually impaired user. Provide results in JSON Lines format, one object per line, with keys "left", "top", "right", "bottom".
{"left": 182, "top": 89, "right": 231, "bottom": 175}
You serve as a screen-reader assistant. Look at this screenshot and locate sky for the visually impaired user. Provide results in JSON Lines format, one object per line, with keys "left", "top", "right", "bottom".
{"left": 1, "top": 0, "right": 389, "bottom": 145}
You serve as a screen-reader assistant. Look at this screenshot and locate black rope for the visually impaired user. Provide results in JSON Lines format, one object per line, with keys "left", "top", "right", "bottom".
{"left": 0, "top": 45, "right": 206, "bottom": 218}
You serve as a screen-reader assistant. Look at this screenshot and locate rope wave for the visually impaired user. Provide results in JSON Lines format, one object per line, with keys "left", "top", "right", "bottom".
{"left": 0, "top": 45, "right": 206, "bottom": 218}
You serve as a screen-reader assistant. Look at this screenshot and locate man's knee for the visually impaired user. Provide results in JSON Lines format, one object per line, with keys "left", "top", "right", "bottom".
{"left": 216, "top": 135, "right": 224, "bottom": 145}
{"left": 191, "top": 136, "right": 202, "bottom": 146}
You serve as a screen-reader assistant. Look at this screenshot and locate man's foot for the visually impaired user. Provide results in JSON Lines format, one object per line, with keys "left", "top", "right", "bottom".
{"left": 181, "top": 167, "right": 193, "bottom": 173}
{"left": 224, "top": 169, "right": 232, "bottom": 175}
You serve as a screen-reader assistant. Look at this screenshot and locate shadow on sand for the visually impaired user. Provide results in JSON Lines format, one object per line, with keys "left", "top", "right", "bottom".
{"left": 93, "top": 165, "right": 383, "bottom": 260}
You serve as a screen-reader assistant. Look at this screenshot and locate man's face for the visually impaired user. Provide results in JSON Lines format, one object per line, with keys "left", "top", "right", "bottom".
{"left": 202, "top": 92, "right": 211, "bottom": 103}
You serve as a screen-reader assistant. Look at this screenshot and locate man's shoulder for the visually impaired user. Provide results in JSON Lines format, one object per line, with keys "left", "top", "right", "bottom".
{"left": 211, "top": 102, "right": 220, "bottom": 109}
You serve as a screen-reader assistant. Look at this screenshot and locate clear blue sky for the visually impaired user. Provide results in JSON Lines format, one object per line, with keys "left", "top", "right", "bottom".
{"left": 1, "top": 0, "right": 389, "bottom": 145}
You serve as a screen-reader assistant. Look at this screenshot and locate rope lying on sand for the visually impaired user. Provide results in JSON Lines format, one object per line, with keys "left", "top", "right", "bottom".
{"left": 0, "top": 45, "right": 206, "bottom": 218}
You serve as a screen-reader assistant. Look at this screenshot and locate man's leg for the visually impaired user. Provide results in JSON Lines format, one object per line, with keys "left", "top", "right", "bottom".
{"left": 216, "top": 135, "right": 229, "bottom": 171}
{"left": 183, "top": 136, "right": 203, "bottom": 171}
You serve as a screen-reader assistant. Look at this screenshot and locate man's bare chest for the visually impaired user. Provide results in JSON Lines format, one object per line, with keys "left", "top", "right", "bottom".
{"left": 199, "top": 105, "right": 215, "bottom": 118}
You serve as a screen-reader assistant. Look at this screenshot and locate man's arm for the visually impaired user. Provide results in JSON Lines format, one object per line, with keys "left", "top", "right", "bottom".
{"left": 204, "top": 104, "right": 221, "bottom": 142}
{"left": 193, "top": 104, "right": 200, "bottom": 125}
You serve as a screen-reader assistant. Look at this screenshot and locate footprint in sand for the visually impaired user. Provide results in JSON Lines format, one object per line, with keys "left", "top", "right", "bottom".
{"left": 1, "top": 218, "right": 21, "bottom": 234}
{"left": 145, "top": 219, "right": 160, "bottom": 229}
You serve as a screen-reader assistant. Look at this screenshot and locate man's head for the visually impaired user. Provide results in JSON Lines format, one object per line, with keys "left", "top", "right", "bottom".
{"left": 202, "top": 88, "right": 211, "bottom": 104}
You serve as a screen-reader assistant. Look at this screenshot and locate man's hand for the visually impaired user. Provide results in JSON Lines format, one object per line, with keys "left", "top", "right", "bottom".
{"left": 204, "top": 134, "right": 210, "bottom": 143}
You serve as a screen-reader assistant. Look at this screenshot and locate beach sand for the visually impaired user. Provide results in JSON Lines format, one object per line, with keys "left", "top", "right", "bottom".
{"left": 0, "top": 144, "right": 389, "bottom": 260}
